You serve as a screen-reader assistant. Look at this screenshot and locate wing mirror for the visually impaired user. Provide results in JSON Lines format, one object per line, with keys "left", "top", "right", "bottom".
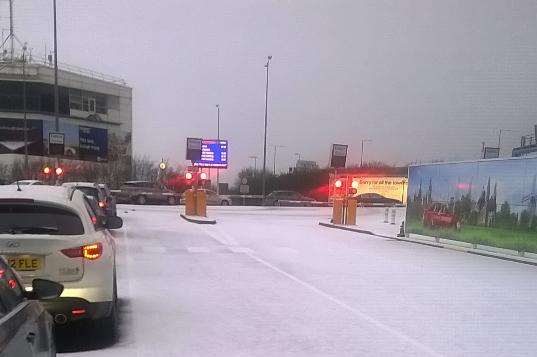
{"left": 29, "top": 279, "right": 64, "bottom": 300}
{"left": 105, "top": 216, "right": 123, "bottom": 229}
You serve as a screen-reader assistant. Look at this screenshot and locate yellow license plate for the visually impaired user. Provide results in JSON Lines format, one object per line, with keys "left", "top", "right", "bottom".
{"left": 7, "top": 256, "right": 43, "bottom": 271}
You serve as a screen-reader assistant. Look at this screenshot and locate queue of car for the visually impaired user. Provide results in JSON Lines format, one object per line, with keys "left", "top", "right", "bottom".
{"left": 0, "top": 182, "right": 123, "bottom": 356}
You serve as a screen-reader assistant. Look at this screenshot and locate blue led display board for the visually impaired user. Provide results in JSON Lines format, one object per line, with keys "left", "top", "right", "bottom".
{"left": 193, "top": 139, "right": 228, "bottom": 168}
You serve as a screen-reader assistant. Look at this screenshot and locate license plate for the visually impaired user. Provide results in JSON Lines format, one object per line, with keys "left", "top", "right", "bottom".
{"left": 6, "top": 256, "right": 43, "bottom": 271}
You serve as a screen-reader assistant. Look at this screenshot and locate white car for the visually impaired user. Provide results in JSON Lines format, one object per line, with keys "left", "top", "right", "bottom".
{"left": 180, "top": 189, "right": 232, "bottom": 206}
{"left": 0, "top": 185, "right": 122, "bottom": 337}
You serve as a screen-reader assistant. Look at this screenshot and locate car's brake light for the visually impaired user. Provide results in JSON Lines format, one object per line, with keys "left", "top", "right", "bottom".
{"left": 61, "top": 243, "right": 103, "bottom": 260}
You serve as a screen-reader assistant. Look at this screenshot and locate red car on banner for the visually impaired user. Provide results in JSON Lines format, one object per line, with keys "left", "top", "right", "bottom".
{"left": 422, "top": 202, "right": 460, "bottom": 229}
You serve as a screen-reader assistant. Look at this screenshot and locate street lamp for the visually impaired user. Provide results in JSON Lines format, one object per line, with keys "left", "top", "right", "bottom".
{"left": 273, "top": 145, "right": 285, "bottom": 174}
{"left": 216, "top": 104, "right": 220, "bottom": 194}
{"left": 360, "top": 139, "right": 372, "bottom": 167}
{"left": 261, "top": 55, "right": 272, "bottom": 198}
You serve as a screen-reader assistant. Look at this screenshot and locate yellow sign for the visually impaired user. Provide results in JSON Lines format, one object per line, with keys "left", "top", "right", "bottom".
{"left": 354, "top": 176, "right": 407, "bottom": 204}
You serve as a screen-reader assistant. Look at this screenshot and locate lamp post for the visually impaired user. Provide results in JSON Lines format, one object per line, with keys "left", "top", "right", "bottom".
{"left": 22, "top": 44, "right": 29, "bottom": 178}
{"left": 53, "top": 0, "right": 59, "bottom": 133}
{"left": 216, "top": 104, "right": 220, "bottom": 195}
{"left": 360, "top": 139, "right": 372, "bottom": 167}
{"left": 273, "top": 145, "right": 285, "bottom": 174}
{"left": 261, "top": 55, "right": 272, "bottom": 198}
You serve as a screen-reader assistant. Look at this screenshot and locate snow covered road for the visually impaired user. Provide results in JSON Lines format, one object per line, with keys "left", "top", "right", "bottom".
{"left": 61, "top": 205, "right": 537, "bottom": 356}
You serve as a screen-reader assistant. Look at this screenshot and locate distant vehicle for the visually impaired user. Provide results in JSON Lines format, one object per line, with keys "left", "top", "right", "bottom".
{"left": 422, "top": 202, "right": 460, "bottom": 229}
{"left": 62, "top": 182, "right": 116, "bottom": 217}
{"left": 98, "top": 183, "right": 118, "bottom": 217}
{"left": 180, "top": 189, "right": 232, "bottom": 206}
{"left": 0, "top": 256, "right": 62, "bottom": 356}
{"left": 263, "top": 191, "right": 315, "bottom": 206}
{"left": 115, "top": 181, "right": 181, "bottom": 205}
{"left": 354, "top": 193, "right": 402, "bottom": 207}
{"left": 0, "top": 185, "right": 122, "bottom": 338}
{"left": 10, "top": 180, "right": 45, "bottom": 186}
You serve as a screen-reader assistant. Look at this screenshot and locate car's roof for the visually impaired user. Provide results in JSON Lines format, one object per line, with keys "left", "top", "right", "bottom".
{"left": 62, "top": 182, "right": 98, "bottom": 188}
{"left": 0, "top": 185, "right": 83, "bottom": 207}
{"left": 10, "top": 180, "right": 43, "bottom": 184}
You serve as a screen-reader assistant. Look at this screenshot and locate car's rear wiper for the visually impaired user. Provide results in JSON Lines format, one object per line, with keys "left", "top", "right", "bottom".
{"left": 3, "top": 226, "right": 60, "bottom": 234}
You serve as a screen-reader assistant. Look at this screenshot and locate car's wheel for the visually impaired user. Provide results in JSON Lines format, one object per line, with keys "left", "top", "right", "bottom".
{"left": 221, "top": 200, "right": 229, "bottom": 206}
{"left": 94, "top": 276, "right": 118, "bottom": 342}
{"left": 136, "top": 195, "right": 147, "bottom": 205}
{"left": 168, "top": 196, "right": 177, "bottom": 205}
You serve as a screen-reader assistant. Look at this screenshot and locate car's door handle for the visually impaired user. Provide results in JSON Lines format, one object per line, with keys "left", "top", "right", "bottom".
{"left": 26, "top": 332, "right": 36, "bottom": 344}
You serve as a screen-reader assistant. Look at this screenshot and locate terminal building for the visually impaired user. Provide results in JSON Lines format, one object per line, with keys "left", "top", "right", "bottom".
{"left": 0, "top": 57, "right": 132, "bottom": 181}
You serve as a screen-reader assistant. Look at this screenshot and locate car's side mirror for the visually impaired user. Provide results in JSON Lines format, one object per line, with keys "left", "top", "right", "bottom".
{"left": 30, "top": 279, "right": 64, "bottom": 300}
{"left": 105, "top": 216, "right": 123, "bottom": 229}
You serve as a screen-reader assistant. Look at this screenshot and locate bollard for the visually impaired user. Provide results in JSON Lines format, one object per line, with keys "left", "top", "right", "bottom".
{"left": 185, "top": 189, "right": 196, "bottom": 216}
{"left": 397, "top": 221, "right": 405, "bottom": 237}
{"left": 384, "top": 208, "right": 389, "bottom": 223}
{"left": 332, "top": 199, "right": 344, "bottom": 225}
{"left": 390, "top": 208, "right": 396, "bottom": 225}
{"left": 196, "top": 190, "right": 207, "bottom": 217}
{"left": 345, "top": 198, "right": 357, "bottom": 225}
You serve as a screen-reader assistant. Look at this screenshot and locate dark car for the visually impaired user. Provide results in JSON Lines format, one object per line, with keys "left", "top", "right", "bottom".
{"left": 0, "top": 256, "right": 63, "bottom": 356}
{"left": 354, "top": 193, "right": 402, "bottom": 206}
{"left": 263, "top": 190, "right": 315, "bottom": 206}
{"left": 98, "top": 184, "right": 118, "bottom": 217}
{"left": 115, "top": 181, "right": 181, "bottom": 205}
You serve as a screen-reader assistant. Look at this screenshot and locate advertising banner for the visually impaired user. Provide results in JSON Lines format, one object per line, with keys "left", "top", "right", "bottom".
{"left": 329, "top": 174, "right": 407, "bottom": 204}
{"left": 79, "top": 126, "right": 108, "bottom": 162}
{"left": 0, "top": 118, "right": 43, "bottom": 155}
{"left": 406, "top": 158, "right": 537, "bottom": 253}
{"left": 0, "top": 119, "right": 108, "bottom": 162}
{"left": 355, "top": 176, "right": 407, "bottom": 204}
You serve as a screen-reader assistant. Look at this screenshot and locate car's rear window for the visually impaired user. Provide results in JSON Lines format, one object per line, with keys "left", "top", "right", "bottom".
{"left": 75, "top": 187, "right": 100, "bottom": 199}
{"left": 0, "top": 204, "right": 84, "bottom": 235}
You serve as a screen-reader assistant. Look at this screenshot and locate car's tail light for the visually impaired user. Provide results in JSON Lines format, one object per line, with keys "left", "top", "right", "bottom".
{"left": 61, "top": 243, "right": 103, "bottom": 260}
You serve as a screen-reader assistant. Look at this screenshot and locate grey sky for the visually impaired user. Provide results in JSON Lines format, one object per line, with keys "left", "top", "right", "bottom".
{"left": 3, "top": 0, "right": 537, "bottom": 181}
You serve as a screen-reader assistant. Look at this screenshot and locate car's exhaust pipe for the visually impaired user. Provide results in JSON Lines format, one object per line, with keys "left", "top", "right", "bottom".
{"left": 54, "top": 313, "right": 68, "bottom": 324}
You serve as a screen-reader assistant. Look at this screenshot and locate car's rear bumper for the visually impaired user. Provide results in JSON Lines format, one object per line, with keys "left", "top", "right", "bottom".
{"left": 41, "top": 297, "right": 113, "bottom": 323}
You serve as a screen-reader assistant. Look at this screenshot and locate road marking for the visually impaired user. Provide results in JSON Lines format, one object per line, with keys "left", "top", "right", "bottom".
{"left": 245, "top": 252, "right": 443, "bottom": 357}
{"left": 200, "top": 225, "right": 239, "bottom": 246}
{"left": 187, "top": 246, "right": 211, "bottom": 253}
{"left": 228, "top": 247, "right": 253, "bottom": 254}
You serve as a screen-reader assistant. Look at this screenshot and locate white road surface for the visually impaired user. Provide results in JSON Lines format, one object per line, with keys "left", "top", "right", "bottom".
{"left": 61, "top": 205, "right": 537, "bottom": 356}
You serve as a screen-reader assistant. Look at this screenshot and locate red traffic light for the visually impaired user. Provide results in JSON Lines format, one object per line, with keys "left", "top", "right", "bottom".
{"left": 185, "top": 172, "right": 193, "bottom": 180}
{"left": 55, "top": 167, "right": 64, "bottom": 176}
{"left": 43, "top": 166, "right": 51, "bottom": 175}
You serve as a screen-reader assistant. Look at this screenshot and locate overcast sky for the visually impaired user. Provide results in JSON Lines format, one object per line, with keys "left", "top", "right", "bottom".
{"left": 2, "top": 0, "right": 537, "bottom": 181}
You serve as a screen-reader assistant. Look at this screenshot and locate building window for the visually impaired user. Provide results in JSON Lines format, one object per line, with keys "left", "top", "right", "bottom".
{"left": 69, "top": 89, "right": 82, "bottom": 110}
{"left": 82, "top": 96, "right": 96, "bottom": 113}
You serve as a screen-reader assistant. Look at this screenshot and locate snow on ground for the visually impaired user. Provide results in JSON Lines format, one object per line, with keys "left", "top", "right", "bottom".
{"left": 60, "top": 205, "right": 537, "bottom": 357}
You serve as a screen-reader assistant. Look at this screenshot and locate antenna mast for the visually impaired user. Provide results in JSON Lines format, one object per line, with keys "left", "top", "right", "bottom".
{"left": 9, "top": 0, "right": 14, "bottom": 61}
